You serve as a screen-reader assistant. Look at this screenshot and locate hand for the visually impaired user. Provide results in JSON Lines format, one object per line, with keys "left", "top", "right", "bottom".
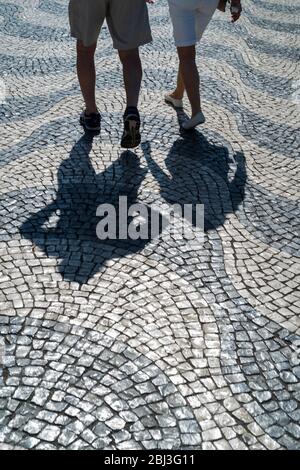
{"left": 230, "top": 0, "right": 242, "bottom": 22}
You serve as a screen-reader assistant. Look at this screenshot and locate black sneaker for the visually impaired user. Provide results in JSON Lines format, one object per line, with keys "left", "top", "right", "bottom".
{"left": 80, "top": 111, "right": 101, "bottom": 132}
{"left": 121, "top": 107, "right": 141, "bottom": 149}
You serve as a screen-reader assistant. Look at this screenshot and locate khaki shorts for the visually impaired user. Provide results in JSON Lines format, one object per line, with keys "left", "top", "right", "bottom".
{"left": 69, "top": 0, "right": 152, "bottom": 49}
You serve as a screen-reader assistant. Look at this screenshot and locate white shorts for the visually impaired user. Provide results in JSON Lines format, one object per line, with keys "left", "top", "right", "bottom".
{"left": 168, "top": 0, "right": 219, "bottom": 47}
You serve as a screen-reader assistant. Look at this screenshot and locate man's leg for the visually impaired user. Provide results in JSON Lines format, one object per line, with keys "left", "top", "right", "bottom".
{"left": 76, "top": 40, "right": 98, "bottom": 115}
{"left": 118, "top": 48, "right": 143, "bottom": 148}
{"left": 177, "top": 45, "right": 201, "bottom": 117}
{"left": 118, "top": 48, "right": 143, "bottom": 108}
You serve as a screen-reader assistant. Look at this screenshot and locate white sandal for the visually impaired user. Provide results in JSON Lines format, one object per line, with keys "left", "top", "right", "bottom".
{"left": 181, "top": 111, "right": 206, "bottom": 130}
{"left": 165, "top": 94, "right": 183, "bottom": 109}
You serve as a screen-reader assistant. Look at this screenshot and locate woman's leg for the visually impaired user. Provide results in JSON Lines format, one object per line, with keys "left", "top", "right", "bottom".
{"left": 170, "top": 64, "right": 185, "bottom": 100}
{"left": 177, "top": 45, "right": 201, "bottom": 117}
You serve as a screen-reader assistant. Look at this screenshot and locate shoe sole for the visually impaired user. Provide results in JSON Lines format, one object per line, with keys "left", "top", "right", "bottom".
{"left": 121, "top": 118, "right": 141, "bottom": 149}
{"left": 165, "top": 98, "right": 183, "bottom": 109}
{"left": 181, "top": 118, "right": 206, "bottom": 130}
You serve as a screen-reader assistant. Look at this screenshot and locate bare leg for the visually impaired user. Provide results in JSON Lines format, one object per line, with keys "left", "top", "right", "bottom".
{"left": 76, "top": 41, "right": 98, "bottom": 115}
{"left": 118, "top": 48, "right": 142, "bottom": 108}
{"left": 170, "top": 65, "right": 185, "bottom": 100}
{"left": 177, "top": 45, "right": 201, "bottom": 117}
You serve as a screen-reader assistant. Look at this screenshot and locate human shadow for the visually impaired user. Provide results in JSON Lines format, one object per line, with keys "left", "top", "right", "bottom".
{"left": 143, "top": 128, "right": 247, "bottom": 232}
{"left": 20, "top": 126, "right": 246, "bottom": 283}
{"left": 20, "top": 133, "right": 158, "bottom": 284}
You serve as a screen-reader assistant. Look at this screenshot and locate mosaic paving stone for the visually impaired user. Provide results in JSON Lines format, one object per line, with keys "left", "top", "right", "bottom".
{"left": 0, "top": 0, "right": 299, "bottom": 451}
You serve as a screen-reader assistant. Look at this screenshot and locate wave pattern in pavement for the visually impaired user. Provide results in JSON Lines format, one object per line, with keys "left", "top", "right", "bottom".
{"left": 0, "top": 0, "right": 299, "bottom": 451}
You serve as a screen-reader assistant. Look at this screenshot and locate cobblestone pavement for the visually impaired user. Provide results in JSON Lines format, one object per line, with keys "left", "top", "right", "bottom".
{"left": 0, "top": 0, "right": 300, "bottom": 451}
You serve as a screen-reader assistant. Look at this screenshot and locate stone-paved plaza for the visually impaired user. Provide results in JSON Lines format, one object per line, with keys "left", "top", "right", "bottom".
{"left": 0, "top": 0, "right": 299, "bottom": 451}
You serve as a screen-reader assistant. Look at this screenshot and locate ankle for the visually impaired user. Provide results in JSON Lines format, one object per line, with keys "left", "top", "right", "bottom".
{"left": 171, "top": 91, "right": 183, "bottom": 100}
{"left": 85, "top": 107, "right": 98, "bottom": 115}
{"left": 125, "top": 105, "right": 139, "bottom": 113}
{"left": 191, "top": 107, "right": 202, "bottom": 117}
{"left": 124, "top": 106, "right": 140, "bottom": 119}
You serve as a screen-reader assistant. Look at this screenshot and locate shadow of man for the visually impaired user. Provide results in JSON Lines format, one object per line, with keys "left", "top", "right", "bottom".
{"left": 20, "top": 133, "right": 156, "bottom": 284}
{"left": 143, "top": 128, "right": 247, "bottom": 232}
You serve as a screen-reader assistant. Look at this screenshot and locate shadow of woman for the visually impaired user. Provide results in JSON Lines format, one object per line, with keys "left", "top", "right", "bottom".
{"left": 143, "top": 129, "right": 247, "bottom": 232}
{"left": 20, "top": 133, "right": 156, "bottom": 284}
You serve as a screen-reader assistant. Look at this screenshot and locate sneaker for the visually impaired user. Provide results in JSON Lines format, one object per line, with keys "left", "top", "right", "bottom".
{"left": 80, "top": 111, "right": 101, "bottom": 131}
{"left": 181, "top": 111, "right": 206, "bottom": 130}
{"left": 121, "top": 107, "right": 141, "bottom": 149}
{"left": 165, "top": 94, "right": 183, "bottom": 109}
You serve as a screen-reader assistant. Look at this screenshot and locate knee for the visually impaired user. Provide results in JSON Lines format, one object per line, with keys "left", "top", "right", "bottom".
{"left": 76, "top": 41, "right": 96, "bottom": 58}
{"left": 177, "top": 46, "right": 196, "bottom": 63}
{"left": 119, "top": 49, "right": 141, "bottom": 68}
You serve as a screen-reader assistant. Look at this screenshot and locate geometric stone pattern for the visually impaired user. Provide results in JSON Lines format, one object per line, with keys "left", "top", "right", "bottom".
{"left": 0, "top": 0, "right": 299, "bottom": 450}
{"left": 0, "top": 316, "right": 202, "bottom": 450}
